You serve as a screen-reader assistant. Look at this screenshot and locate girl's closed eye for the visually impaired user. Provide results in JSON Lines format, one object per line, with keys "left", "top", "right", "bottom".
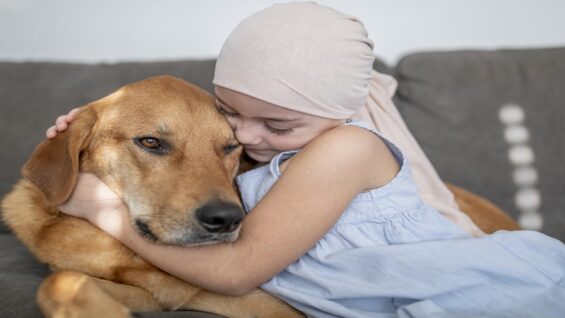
{"left": 264, "top": 123, "right": 293, "bottom": 135}
{"left": 216, "top": 104, "right": 238, "bottom": 118}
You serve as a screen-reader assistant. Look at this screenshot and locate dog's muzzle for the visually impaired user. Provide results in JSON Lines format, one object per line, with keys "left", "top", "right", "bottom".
{"left": 195, "top": 200, "right": 244, "bottom": 233}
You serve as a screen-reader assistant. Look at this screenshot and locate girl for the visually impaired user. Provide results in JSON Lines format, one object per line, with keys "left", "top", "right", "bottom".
{"left": 47, "top": 2, "right": 565, "bottom": 317}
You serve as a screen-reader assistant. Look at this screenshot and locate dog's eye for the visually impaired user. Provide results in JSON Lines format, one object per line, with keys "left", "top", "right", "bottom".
{"left": 140, "top": 137, "right": 161, "bottom": 149}
{"left": 135, "top": 137, "right": 169, "bottom": 155}
{"left": 223, "top": 143, "right": 241, "bottom": 155}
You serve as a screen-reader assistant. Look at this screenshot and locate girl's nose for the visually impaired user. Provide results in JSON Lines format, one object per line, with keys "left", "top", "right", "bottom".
{"left": 234, "top": 120, "right": 262, "bottom": 145}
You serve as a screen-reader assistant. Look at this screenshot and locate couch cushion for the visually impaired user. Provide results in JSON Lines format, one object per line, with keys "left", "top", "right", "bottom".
{"left": 395, "top": 47, "right": 565, "bottom": 241}
{"left": 0, "top": 60, "right": 216, "bottom": 233}
{"left": 0, "top": 234, "right": 51, "bottom": 317}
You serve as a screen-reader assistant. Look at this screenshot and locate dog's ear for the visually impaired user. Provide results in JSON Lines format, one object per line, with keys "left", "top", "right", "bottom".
{"left": 22, "top": 107, "right": 98, "bottom": 206}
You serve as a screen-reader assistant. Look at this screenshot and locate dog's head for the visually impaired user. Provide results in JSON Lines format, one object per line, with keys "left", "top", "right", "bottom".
{"left": 22, "top": 76, "right": 245, "bottom": 245}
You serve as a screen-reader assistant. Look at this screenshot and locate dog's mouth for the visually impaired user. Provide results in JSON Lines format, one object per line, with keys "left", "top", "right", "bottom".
{"left": 133, "top": 218, "right": 241, "bottom": 246}
{"left": 173, "top": 231, "right": 241, "bottom": 246}
{"left": 134, "top": 220, "right": 159, "bottom": 242}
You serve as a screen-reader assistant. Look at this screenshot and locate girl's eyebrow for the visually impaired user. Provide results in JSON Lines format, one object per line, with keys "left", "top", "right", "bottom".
{"left": 215, "top": 96, "right": 302, "bottom": 123}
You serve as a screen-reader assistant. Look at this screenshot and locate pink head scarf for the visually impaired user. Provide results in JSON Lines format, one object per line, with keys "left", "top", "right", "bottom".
{"left": 213, "top": 2, "right": 375, "bottom": 119}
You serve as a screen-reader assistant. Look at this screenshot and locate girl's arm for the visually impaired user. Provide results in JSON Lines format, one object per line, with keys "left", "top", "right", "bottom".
{"left": 69, "top": 126, "right": 397, "bottom": 296}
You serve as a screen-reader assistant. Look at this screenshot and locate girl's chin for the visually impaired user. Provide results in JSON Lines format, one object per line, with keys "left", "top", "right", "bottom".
{"left": 244, "top": 149, "right": 275, "bottom": 163}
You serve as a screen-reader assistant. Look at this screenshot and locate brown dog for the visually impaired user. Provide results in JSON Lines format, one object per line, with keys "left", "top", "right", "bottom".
{"left": 1, "top": 75, "right": 518, "bottom": 318}
{"left": 1, "top": 76, "right": 302, "bottom": 318}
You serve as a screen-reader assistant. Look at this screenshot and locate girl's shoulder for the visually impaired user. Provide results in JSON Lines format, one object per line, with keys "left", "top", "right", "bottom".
{"left": 281, "top": 125, "right": 400, "bottom": 190}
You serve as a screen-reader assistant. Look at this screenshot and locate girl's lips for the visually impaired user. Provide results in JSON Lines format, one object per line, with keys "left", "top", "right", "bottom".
{"left": 244, "top": 147, "right": 266, "bottom": 152}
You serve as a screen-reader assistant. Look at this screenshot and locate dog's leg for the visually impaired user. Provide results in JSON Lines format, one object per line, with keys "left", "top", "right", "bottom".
{"left": 37, "top": 271, "right": 132, "bottom": 318}
{"left": 92, "top": 277, "right": 162, "bottom": 312}
{"left": 112, "top": 267, "right": 303, "bottom": 318}
{"left": 181, "top": 289, "right": 304, "bottom": 318}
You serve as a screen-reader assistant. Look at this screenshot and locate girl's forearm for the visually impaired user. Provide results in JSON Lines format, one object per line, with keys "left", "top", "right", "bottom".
{"left": 90, "top": 205, "right": 256, "bottom": 296}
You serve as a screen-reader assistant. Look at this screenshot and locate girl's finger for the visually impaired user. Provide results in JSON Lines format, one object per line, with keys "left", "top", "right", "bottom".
{"left": 55, "top": 116, "right": 69, "bottom": 131}
{"left": 45, "top": 126, "right": 57, "bottom": 139}
{"left": 66, "top": 108, "right": 80, "bottom": 122}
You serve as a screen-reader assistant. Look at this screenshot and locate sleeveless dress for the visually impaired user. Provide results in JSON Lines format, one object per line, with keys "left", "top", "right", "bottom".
{"left": 236, "top": 121, "right": 565, "bottom": 318}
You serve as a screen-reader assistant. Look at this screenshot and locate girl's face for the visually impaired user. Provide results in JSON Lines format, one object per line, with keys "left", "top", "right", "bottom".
{"left": 214, "top": 86, "right": 343, "bottom": 163}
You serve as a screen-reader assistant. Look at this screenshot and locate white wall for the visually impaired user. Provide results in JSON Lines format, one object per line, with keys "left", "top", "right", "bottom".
{"left": 1, "top": 0, "right": 564, "bottom": 65}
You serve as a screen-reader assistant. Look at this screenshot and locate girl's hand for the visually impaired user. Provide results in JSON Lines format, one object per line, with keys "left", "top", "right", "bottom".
{"left": 45, "top": 108, "right": 80, "bottom": 138}
{"left": 58, "top": 173, "right": 124, "bottom": 222}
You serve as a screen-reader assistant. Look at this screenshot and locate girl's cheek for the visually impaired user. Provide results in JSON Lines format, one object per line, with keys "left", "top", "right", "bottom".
{"left": 270, "top": 138, "right": 302, "bottom": 152}
{"left": 225, "top": 117, "right": 238, "bottom": 130}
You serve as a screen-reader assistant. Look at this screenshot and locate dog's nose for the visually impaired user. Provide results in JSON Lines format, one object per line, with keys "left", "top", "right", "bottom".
{"left": 195, "top": 200, "right": 244, "bottom": 233}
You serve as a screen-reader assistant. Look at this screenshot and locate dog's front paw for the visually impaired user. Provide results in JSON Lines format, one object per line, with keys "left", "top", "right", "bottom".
{"left": 37, "top": 271, "right": 132, "bottom": 318}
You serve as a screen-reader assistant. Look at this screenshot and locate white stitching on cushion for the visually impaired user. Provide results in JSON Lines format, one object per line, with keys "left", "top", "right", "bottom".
{"left": 499, "top": 103, "right": 543, "bottom": 230}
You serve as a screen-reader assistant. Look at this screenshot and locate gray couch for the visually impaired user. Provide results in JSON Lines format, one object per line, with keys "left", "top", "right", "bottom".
{"left": 1, "top": 47, "right": 564, "bottom": 317}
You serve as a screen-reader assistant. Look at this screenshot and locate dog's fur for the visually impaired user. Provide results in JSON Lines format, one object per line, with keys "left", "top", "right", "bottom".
{"left": 447, "top": 183, "right": 519, "bottom": 233}
{"left": 1, "top": 76, "right": 518, "bottom": 318}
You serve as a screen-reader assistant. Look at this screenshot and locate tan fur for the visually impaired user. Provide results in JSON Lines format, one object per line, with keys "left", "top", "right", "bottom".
{"left": 447, "top": 183, "right": 520, "bottom": 233}
{"left": 1, "top": 75, "right": 518, "bottom": 318}
{"left": 1, "top": 76, "right": 302, "bottom": 318}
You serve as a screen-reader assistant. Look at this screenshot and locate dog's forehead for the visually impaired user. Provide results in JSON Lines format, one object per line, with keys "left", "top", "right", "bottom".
{"left": 103, "top": 78, "right": 215, "bottom": 116}
{"left": 96, "top": 78, "right": 234, "bottom": 141}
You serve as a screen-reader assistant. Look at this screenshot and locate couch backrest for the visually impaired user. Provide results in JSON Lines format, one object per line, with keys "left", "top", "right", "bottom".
{"left": 394, "top": 47, "right": 565, "bottom": 241}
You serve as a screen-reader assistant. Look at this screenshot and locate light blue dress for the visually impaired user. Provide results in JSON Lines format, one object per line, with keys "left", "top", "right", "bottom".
{"left": 236, "top": 122, "right": 565, "bottom": 318}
